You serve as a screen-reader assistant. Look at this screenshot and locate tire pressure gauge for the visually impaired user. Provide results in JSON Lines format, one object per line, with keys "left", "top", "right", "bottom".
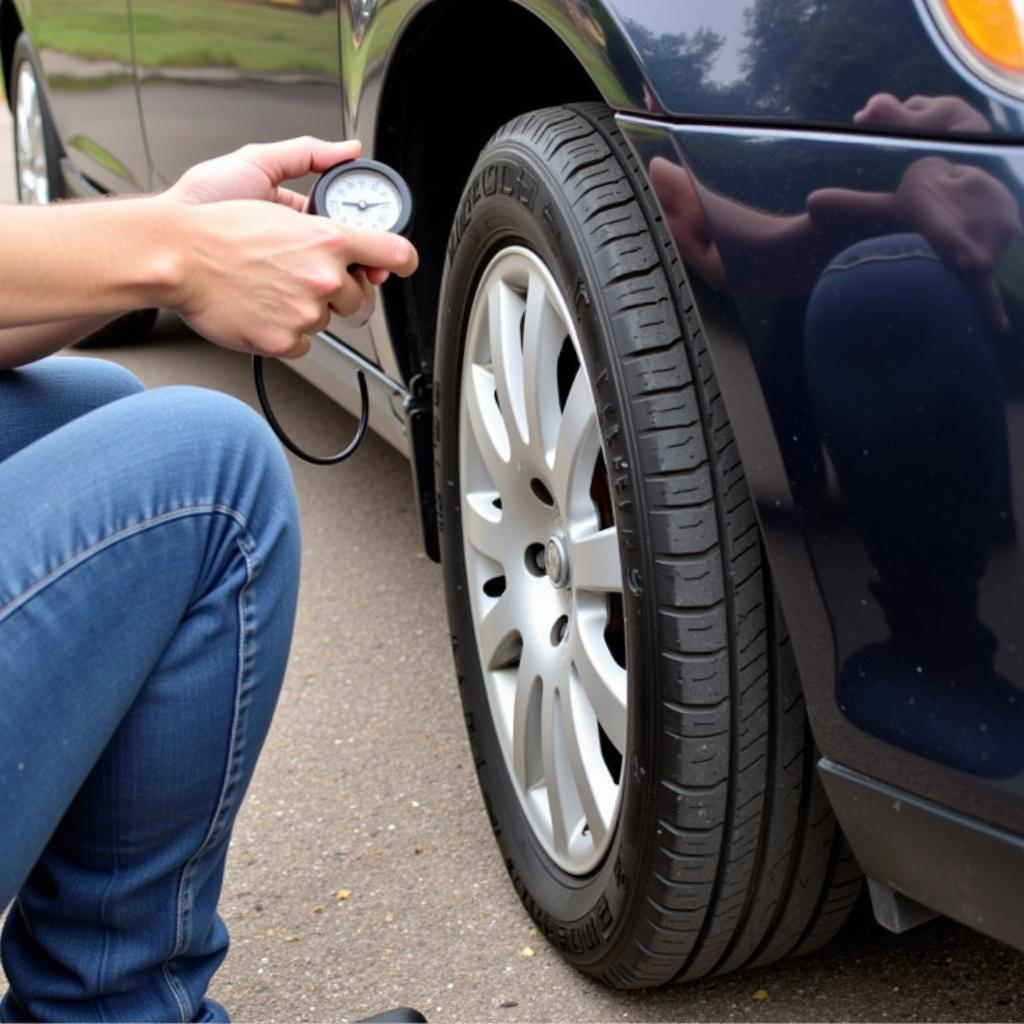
{"left": 253, "top": 158, "right": 414, "bottom": 466}
{"left": 310, "top": 159, "right": 413, "bottom": 236}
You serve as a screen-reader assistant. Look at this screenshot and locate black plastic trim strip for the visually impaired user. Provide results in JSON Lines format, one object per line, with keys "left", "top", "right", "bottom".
{"left": 818, "top": 758, "right": 1024, "bottom": 952}
{"left": 617, "top": 111, "right": 1024, "bottom": 152}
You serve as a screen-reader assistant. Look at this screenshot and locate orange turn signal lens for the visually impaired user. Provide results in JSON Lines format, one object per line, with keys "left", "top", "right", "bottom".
{"left": 929, "top": 0, "right": 1024, "bottom": 96}
{"left": 946, "top": 0, "right": 1024, "bottom": 71}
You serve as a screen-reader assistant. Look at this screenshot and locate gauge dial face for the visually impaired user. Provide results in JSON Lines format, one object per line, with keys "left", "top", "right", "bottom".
{"left": 323, "top": 170, "right": 403, "bottom": 231}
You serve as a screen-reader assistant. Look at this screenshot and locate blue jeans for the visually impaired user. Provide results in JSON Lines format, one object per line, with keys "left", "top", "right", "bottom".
{"left": 0, "top": 357, "right": 301, "bottom": 1021}
{"left": 804, "top": 234, "right": 1023, "bottom": 777}
{"left": 805, "top": 233, "right": 1008, "bottom": 658}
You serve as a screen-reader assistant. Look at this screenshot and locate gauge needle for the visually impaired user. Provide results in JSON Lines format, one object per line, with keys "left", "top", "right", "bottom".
{"left": 342, "top": 201, "right": 390, "bottom": 209}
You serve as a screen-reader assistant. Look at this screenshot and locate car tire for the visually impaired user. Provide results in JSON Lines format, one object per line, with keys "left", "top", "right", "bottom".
{"left": 434, "top": 103, "right": 862, "bottom": 988}
{"left": 11, "top": 33, "right": 64, "bottom": 205}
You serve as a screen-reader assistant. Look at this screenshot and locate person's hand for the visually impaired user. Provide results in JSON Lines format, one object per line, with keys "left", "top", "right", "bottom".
{"left": 166, "top": 136, "right": 393, "bottom": 289}
{"left": 648, "top": 157, "right": 727, "bottom": 289}
{"left": 164, "top": 197, "right": 418, "bottom": 358}
{"left": 892, "top": 156, "right": 1021, "bottom": 331}
{"left": 853, "top": 93, "right": 992, "bottom": 134}
{"left": 168, "top": 135, "right": 358, "bottom": 209}
{"left": 808, "top": 156, "right": 1020, "bottom": 332}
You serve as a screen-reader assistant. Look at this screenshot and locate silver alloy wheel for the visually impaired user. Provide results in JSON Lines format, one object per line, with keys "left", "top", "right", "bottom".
{"left": 459, "top": 246, "right": 627, "bottom": 875}
{"left": 15, "top": 59, "right": 50, "bottom": 205}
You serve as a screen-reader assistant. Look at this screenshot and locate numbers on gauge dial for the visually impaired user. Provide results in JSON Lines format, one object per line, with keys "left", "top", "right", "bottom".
{"left": 324, "top": 171, "right": 403, "bottom": 231}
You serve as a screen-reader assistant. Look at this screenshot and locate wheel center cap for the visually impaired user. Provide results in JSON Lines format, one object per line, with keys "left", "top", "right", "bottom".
{"left": 545, "top": 537, "right": 570, "bottom": 588}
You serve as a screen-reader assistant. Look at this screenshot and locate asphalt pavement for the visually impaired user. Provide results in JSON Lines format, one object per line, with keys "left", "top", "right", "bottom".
{"left": 3, "top": 105, "right": 1024, "bottom": 1023}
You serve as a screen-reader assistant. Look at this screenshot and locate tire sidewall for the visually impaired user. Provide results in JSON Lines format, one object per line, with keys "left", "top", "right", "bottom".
{"left": 434, "top": 134, "right": 660, "bottom": 970}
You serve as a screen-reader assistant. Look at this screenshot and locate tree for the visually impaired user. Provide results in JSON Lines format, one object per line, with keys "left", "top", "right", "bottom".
{"left": 624, "top": 21, "right": 725, "bottom": 110}
{"left": 741, "top": 0, "right": 969, "bottom": 121}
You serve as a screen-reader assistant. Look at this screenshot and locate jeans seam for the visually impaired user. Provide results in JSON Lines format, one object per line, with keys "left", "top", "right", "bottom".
{"left": 821, "top": 250, "right": 942, "bottom": 276}
{"left": 94, "top": 747, "right": 120, "bottom": 1023}
{"left": 161, "top": 961, "right": 190, "bottom": 1024}
{"left": 0, "top": 504, "right": 252, "bottom": 624}
{"left": 166, "top": 527, "right": 257, "bottom": 1019}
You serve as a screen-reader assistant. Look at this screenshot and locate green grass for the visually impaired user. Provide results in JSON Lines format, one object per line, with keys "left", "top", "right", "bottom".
{"left": 30, "top": 0, "right": 338, "bottom": 75}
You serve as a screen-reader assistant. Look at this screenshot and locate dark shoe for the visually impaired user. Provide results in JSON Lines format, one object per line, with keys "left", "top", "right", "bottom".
{"left": 357, "top": 1010, "right": 427, "bottom": 1023}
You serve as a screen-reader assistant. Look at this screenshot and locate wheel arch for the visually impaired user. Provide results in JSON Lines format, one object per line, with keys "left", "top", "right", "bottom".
{"left": 373, "top": 0, "right": 608, "bottom": 386}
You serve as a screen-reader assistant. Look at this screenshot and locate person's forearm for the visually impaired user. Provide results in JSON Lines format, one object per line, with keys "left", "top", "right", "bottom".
{"left": 699, "top": 192, "right": 819, "bottom": 294}
{"left": 650, "top": 156, "right": 835, "bottom": 298}
{"left": 0, "top": 316, "right": 119, "bottom": 370}
{"left": 0, "top": 197, "right": 181, "bottom": 328}
{"left": 0, "top": 151, "right": 420, "bottom": 367}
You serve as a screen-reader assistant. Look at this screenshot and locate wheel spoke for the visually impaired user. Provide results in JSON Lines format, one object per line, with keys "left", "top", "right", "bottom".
{"left": 572, "top": 607, "right": 627, "bottom": 753}
{"left": 540, "top": 679, "right": 582, "bottom": 859}
{"left": 512, "top": 647, "right": 546, "bottom": 791}
{"left": 487, "top": 278, "right": 529, "bottom": 452}
{"left": 572, "top": 526, "right": 622, "bottom": 593}
{"left": 561, "top": 671, "right": 616, "bottom": 848}
{"left": 15, "top": 101, "right": 30, "bottom": 143}
{"left": 522, "top": 271, "right": 563, "bottom": 460}
{"left": 15, "top": 67, "right": 48, "bottom": 206}
{"left": 478, "top": 591, "right": 520, "bottom": 670}
{"left": 463, "top": 491, "right": 506, "bottom": 564}
{"left": 17, "top": 71, "right": 35, "bottom": 133}
{"left": 550, "top": 370, "right": 599, "bottom": 513}
{"left": 465, "top": 362, "right": 513, "bottom": 490}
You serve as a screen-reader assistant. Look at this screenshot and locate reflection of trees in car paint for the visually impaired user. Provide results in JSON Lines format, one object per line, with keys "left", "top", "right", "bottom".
{"left": 624, "top": 19, "right": 724, "bottom": 110}
{"left": 626, "top": 0, "right": 977, "bottom": 124}
{"left": 651, "top": 94, "right": 1024, "bottom": 778}
{"left": 740, "top": 0, "right": 962, "bottom": 119}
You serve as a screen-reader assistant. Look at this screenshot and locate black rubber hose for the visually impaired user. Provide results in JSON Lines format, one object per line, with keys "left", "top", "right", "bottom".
{"left": 252, "top": 354, "right": 369, "bottom": 465}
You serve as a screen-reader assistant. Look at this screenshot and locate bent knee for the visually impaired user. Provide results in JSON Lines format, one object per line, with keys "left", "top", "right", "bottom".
{"left": 67, "top": 357, "right": 145, "bottom": 401}
{"left": 145, "top": 385, "right": 266, "bottom": 433}
{"left": 805, "top": 232, "right": 979, "bottom": 372}
{"left": 127, "top": 386, "right": 296, "bottom": 503}
{"left": 5, "top": 356, "right": 144, "bottom": 408}
{"left": 138, "top": 386, "right": 282, "bottom": 458}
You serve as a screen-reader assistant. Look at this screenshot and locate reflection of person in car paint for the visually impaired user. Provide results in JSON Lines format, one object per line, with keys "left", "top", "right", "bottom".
{"left": 650, "top": 94, "right": 1024, "bottom": 779}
